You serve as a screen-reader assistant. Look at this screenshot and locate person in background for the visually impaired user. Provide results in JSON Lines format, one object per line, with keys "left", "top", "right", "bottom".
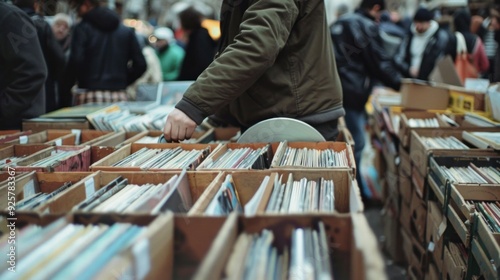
{"left": 331, "top": 0, "right": 402, "bottom": 204}
{"left": 61, "top": 0, "right": 147, "bottom": 106}
{"left": 51, "top": 13, "right": 73, "bottom": 59}
{"left": 0, "top": 2, "right": 47, "bottom": 129}
{"left": 177, "top": 7, "right": 216, "bottom": 81}
{"left": 379, "top": 11, "right": 407, "bottom": 57}
{"left": 126, "top": 34, "right": 163, "bottom": 100}
{"left": 394, "top": 7, "right": 453, "bottom": 81}
{"left": 154, "top": 27, "right": 185, "bottom": 81}
{"left": 452, "top": 8, "right": 489, "bottom": 77}
{"left": 163, "top": 0, "right": 344, "bottom": 143}
{"left": 14, "top": 0, "right": 65, "bottom": 113}
{"left": 476, "top": 8, "right": 499, "bottom": 80}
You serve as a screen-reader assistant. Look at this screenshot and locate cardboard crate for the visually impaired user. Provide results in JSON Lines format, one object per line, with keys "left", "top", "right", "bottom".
{"left": 22, "top": 118, "right": 91, "bottom": 132}
{"left": 37, "top": 171, "right": 221, "bottom": 216}
{"left": 399, "top": 173, "right": 413, "bottom": 206}
{"left": 4, "top": 129, "right": 76, "bottom": 146}
{"left": 197, "top": 143, "right": 272, "bottom": 171}
{"left": 0, "top": 131, "right": 30, "bottom": 144}
{"left": 270, "top": 142, "right": 356, "bottom": 175}
{"left": 91, "top": 143, "right": 218, "bottom": 171}
{"left": 449, "top": 86, "right": 486, "bottom": 113}
{"left": 427, "top": 201, "right": 445, "bottom": 272}
{"left": 472, "top": 218, "right": 500, "bottom": 280}
{"left": 410, "top": 128, "right": 500, "bottom": 177}
{"left": 399, "top": 111, "right": 452, "bottom": 148}
{"left": 443, "top": 243, "right": 467, "bottom": 280}
{"left": 193, "top": 213, "right": 386, "bottom": 280}
{"left": 400, "top": 79, "right": 450, "bottom": 111}
{"left": 401, "top": 228, "right": 426, "bottom": 278}
{"left": 409, "top": 186, "right": 427, "bottom": 244}
{"left": 386, "top": 170, "right": 399, "bottom": 199}
{"left": 399, "top": 145, "right": 412, "bottom": 177}
{"left": 189, "top": 170, "right": 363, "bottom": 215}
{"left": 382, "top": 195, "right": 405, "bottom": 264}
{"left": 0, "top": 144, "right": 52, "bottom": 166}
{"left": 412, "top": 165, "right": 426, "bottom": 199}
{"left": 400, "top": 196, "right": 412, "bottom": 234}
{"left": 4, "top": 213, "right": 174, "bottom": 280}
{"left": 8, "top": 146, "right": 91, "bottom": 172}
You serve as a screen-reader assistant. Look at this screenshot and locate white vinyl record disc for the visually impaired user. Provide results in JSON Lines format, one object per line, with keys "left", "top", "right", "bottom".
{"left": 237, "top": 118, "right": 325, "bottom": 143}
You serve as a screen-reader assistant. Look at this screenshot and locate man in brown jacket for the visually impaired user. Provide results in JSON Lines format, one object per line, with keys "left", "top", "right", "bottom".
{"left": 164, "top": 0, "right": 344, "bottom": 141}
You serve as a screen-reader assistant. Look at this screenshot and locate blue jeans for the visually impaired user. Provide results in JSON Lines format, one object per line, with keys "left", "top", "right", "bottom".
{"left": 344, "top": 108, "right": 369, "bottom": 199}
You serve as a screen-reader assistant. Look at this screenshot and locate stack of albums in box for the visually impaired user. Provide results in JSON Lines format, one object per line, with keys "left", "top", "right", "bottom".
{"left": 421, "top": 136, "right": 470, "bottom": 149}
{"left": 468, "top": 201, "right": 500, "bottom": 233}
{"left": 221, "top": 223, "right": 332, "bottom": 280}
{"left": 273, "top": 142, "right": 349, "bottom": 168}
{"left": 438, "top": 164, "right": 500, "bottom": 184}
{"left": 112, "top": 146, "right": 210, "bottom": 170}
{"left": 73, "top": 170, "right": 192, "bottom": 214}
{"left": 203, "top": 145, "right": 271, "bottom": 169}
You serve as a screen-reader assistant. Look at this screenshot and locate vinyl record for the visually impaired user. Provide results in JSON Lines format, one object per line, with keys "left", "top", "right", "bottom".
{"left": 237, "top": 118, "right": 325, "bottom": 143}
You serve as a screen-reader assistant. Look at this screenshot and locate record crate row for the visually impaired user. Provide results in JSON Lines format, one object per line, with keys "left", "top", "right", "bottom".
{"left": 369, "top": 97, "right": 500, "bottom": 279}
{"left": 0, "top": 169, "right": 362, "bottom": 221}
{"left": 0, "top": 211, "right": 384, "bottom": 279}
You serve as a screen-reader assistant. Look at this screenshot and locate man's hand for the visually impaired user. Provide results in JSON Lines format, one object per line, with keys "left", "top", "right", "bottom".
{"left": 409, "top": 67, "right": 419, "bottom": 78}
{"left": 163, "top": 109, "right": 197, "bottom": 142}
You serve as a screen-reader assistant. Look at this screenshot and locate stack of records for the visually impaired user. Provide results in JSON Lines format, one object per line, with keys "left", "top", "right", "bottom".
{"left": 408, "top": 118, "right": 440, "bottom": 127}
{"left": 439, "top": 164, "right": 500, "bottom": 184}
{"left": 274, "top": 142, "right": 349, "bottom": 168}
{"left": 204, "top": 175, "right": 243, "bottom": 215}
{"left": 468, "top": 201, "right": 500, "bottom": 233}
{"left": 421, "top": 136, "right": 469, "bottom": 149}
{"left": 16, "top": 182, "right": 72, "bottom": 211}
{"left": 73, "top": 170, "right": 192, "bottom": 214}
{"left": 89, "top": 106, "right": 174, "bottom": 132}
{"left": 112, "top": 146, "right": 210, "bottom": 170}
{"left": 204, "top": 145, "right": 271, "bottom": 169}
{"left": 223, "top": 223, "right": 332, "bottom": 279}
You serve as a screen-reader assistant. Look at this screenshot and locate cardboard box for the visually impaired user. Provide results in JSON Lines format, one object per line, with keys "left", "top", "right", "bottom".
{"left": 0, "top": 131, "right": 30, "bottom": 144}
{"left": 386, "top": 170, "right": 399, "bottom": 199}
{"left": 399, "top": 174, "right": 413, "bottom": 206}
{"left": 270, "top": 142, "right": 356, "bottom": 175}
{"left": 473, "top": 220, "right": 500, "bottom": 280}
{"left": 410, "top": 187, "right": 427, "bottom": 243}
{"left": 401, "top": 228, "right": 426, "bottom": 277}
{"left": 426, "top": 262, "right": 440, "bottom": 280}
{"left": 426, "top": 201, "right": 446, "bottom": 271}
{"left": 411, "top": 165, "right": 426, "bottom": 199}
{"left": 9, "top": 146, "right": 91, "bottom": 172}
{"left": 399, "top": 111, "right": 452, "bottom": 148}
{"left": 400, "top": 198, "right": 412, "bottom": 235}
{"left": 0, "top": 144, "right": 52, "bottom": 166}
{"left": 193, "top": 213, "right": 386, "bottom": 280}
{"left": 197, "top": 143, "right": 272, "bottom": 171}
{"left": 91, "top": 143, "right": 218, "bottom": 172}
{"left": 399, "top": 145, "right": 412, "bottom": 177}
{"left": 22, "top": 118, "right": 90, "bottom": 132}
{"left": 4, "top": 130, "right": 76, "bottom": 145}
{"left": 409, "top": 128, "right": 500, "bottom": 177}
{"left": 400, "top": 79, "right": 450, "bottom": 111}
{"left": 37, "top": 171, "right": 221, "bottom": 215}
{"left": 189, "top": 170, "right": 363, "bottom": 215}
{"left": 449, "top": 86, "right": 486, "bottom": 113}
{"left": 443, "top": 244, "right": 467, "bottom": 280}
{"left": 382, "top": 195, "right": 405, "bottom": 264}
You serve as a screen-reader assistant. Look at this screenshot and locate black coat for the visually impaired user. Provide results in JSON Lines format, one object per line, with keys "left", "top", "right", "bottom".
{"left": 178, "top": 27, "right": 216, "bottom": 81}
{"left": 331, "top": 11, "right": 402, "bottom": 111}
{"left": 61, "top": 7, "right": 146, "bottom": 106}
{"left": 394, "top": 27, "right": 453, "bottom": 81}
{"left": 0, "top": 3, "right": 47, "bottom": 129}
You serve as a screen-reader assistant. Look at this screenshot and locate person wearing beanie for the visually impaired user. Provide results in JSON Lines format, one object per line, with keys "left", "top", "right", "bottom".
{"left": 154, "top": 27, "right": 185, "bottom": 81}
{"left": 331, "top": 0, "right": 402, "bottom": 205}
{"left": 394, "top": 7, "right": 454, "bottom": 80}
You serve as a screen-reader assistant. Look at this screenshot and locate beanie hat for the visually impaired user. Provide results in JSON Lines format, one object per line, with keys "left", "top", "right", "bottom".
{"left": 154, "top": 27, "right": 175, "bottom": 43}
{"left": 414, "top": 7, "right": 434, "bottom": 22}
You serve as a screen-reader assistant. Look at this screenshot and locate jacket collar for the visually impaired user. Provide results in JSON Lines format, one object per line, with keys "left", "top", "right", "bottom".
{"left": 356, "top": 9, "right": 376, "bottom": 22}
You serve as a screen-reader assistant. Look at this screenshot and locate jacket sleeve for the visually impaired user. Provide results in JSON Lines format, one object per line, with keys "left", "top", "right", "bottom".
{"left": 393, "top": 37, "right": 411, "bottom": 78}
{"left": 361, "top": 24, "right": 402, "bottom": 90}
{"left": 0, "top": 12, "right": 47, "bottom": 119}
{"left": 127, "top": 31, "right": 147, "bottom": 85}
{"left": 176, "top": 0, "right": 300, "bottom": 124}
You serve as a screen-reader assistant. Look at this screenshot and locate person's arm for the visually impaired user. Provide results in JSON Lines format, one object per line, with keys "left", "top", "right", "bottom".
{"left": 362, "top": 24, "right": 402, "bottom": 90}
{"left": 474, "top": 38, "right": 490, "bottom": 73}
{"left": 393, "top": 36, "right": 411, "bottom": 78}
{"left": 175, "top": 0, "right": 300, "bottom": 124}
{"left": 0, "top": 12, "right": 47, "bottom": 119}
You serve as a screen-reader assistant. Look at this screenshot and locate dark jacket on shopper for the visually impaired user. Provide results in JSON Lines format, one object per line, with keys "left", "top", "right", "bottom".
{"left": 20, "top": 8, "right": 65, "bottom": 113}
{"left": 177, "top": 27, "right": 216, "bottom": 81}
{"left": 394, "top": 23, "right": 452, "bottom": 81}
{"left": 331, "top": 10, "right": 402, "bottom": 111}
{"left": 176, "top": 0, "right": 345, "bottom": 130}
{"left": 0, "top": 3, "right": 47, "bottom": 129}
{"left": 61, "top": 7, "right": 146, "bottom": 106}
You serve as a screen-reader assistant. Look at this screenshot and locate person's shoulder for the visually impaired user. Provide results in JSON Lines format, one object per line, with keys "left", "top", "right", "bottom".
{"left": 0, "top": 3, "right": 30, "bottom": 25}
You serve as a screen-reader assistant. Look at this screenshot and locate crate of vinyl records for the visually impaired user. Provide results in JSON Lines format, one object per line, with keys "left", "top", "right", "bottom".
{"left": 188, "top": 169, "right": 363, "bottom": 216}
{"left": 270, "top": 141, "right": 356, "bottom": 175}
{"left": 0, "top": 144, "right": 52, "bottom": 170}
{"left": 427, "top": 151, "right": 500, "bottom": 205}
{"left": 36, "top": 170, "right": 221, "bottom": 216}
{"left": 409, "top": 128, "right": 500, "bottom": 177}
{"left": 3, "top": 146, "right": 91, "bottom": 172}
{"left": 22, "top": 117, "right": 91, "bottom": 132}
{"left": 442, "top": 242, "right": 468, "bottom": 280}
{"left": 89, "top": 131, "right": 147, "bottom": 164}
{"left": 0, "top": 213, "right": 174, "bottom": 279}
{"left": 196, "top": 143, "right": 272, "bottom": 171}
{"left": 191, "top": 213, "right": 385, "bottom": 280}
{"left": 0, "top": 171, "right": 94, "bottom": 225}
{"left": 2, "top": 129, "right": 75, "bottom": 146}
{"left": 0, "top": 130, "right": 28, "bottom": 144}
{"left": 91, "top": 143, "right": 218, "bottom": 172}
{"left": 398, "top": 111, "right": 454, "bottom": 148}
